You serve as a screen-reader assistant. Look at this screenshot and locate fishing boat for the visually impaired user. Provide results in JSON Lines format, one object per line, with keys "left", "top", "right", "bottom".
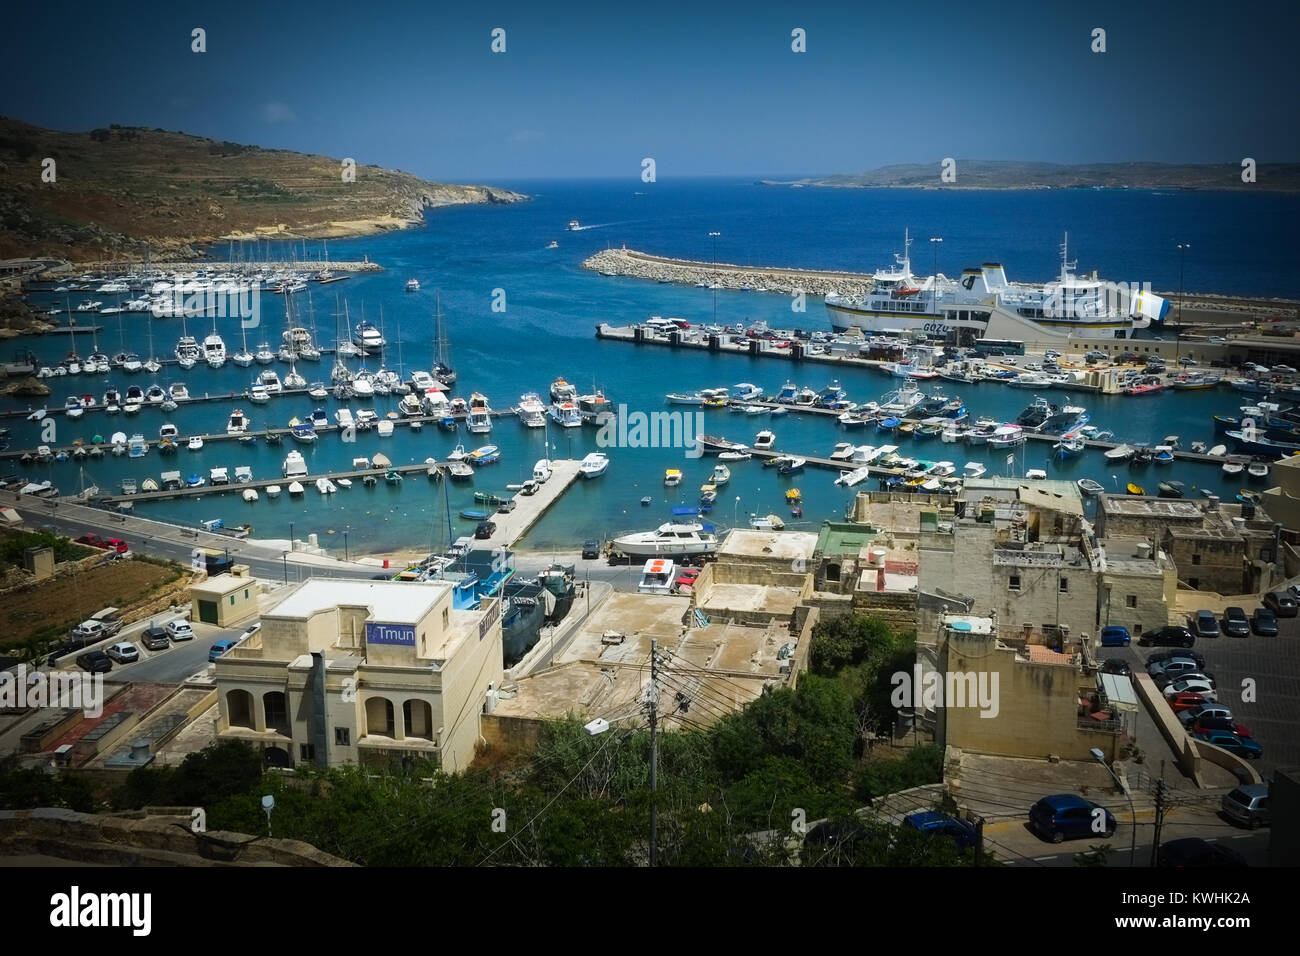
{"left": 290, "top": 421, "right": 318, "bottom": 443}
{"left": 448, "top": 462, "right": 474, "bottom": 480}
{"left": 1153, "top": 445, "right": 1176, "bottom": 464}
{"left": 467, "top": 445, "right": 500, "bottom": 465}
{"left": 1076, "top": 477, "right": 1105, "bottom": 496}
{"left": 460, "top": 509, "right": 491, "bottom": 521}
{"left": 1247, "top": 462, "right": 1270, "bottom": 480}
{"left": 1158, "top": 481, "right": 1185, "bottom": 499}
{"left": 1126, "top": 482, "right": 1145, "bottom": 495}
{"left": 712, "top": 464, "right": 731, "bottom": 484}
{"left": 385, "top": 470, "right": 403, "bottom": 485}
{"left": 516, "top": 392, "right": 547, "bottom": 427}
{"left": 1171, "top": 372, "right": 1221, "bottom": 391}
{"left": 1222, "top": 457, "right": 1246, "bottom": 476}
{"left": 778, "top": 457, "right": 806, "bottom": 475}
{"left": 579, "top": 452, "right": 609, "bottom": 477}
{"left": 664, "top": 469, "right": 682, "bottom": 486}
{"left": 1053, "top": 437, "right": 1085, "bottom": 459}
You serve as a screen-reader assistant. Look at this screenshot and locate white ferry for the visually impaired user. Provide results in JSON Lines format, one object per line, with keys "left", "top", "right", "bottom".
{"left": 824, "top": 231, "right": 1168, "bottom": 344}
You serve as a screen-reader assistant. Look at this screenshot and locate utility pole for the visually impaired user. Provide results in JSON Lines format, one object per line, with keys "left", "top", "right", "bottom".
{"left": 648, "top": 639, "right": 659, "bottom": 867}
{"left": 1150, "top": 778, "right": 1168, "bottom": 867}
{"left": 709, "top": 232, "right": 721, "bottom": 327}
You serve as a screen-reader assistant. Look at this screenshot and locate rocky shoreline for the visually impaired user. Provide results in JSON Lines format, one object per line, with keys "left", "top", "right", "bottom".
{"left": 583, "top": 247, "right": 876, "bottom": 296}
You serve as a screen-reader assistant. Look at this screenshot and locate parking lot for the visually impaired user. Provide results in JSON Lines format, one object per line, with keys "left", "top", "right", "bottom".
{"left": 1111, "top": 605, "right": 1300, "bottom": 777}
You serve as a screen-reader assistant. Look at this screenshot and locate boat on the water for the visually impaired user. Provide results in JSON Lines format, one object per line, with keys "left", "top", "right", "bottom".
{"left": 1076, "top": 478, "right": 1104, "bottom": 496}
{"left": 612, "top": 521, "right": 717, "bottom": 558}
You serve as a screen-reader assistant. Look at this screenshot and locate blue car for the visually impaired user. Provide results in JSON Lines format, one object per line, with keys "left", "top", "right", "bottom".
{"left": 901, "top": 811, "right": 979, "bottom": 851}
{"left": 1193, "top": 730, "right": 1263, "bottom": 760}
{"left": 208, "top": 639, "right": 237, "bottom": 662}
{"left": 1029, "top": 794, "right": 1116, "bottom": 843}
{"left": 1099, "top": 626, "right": 1131, "bottom": 647}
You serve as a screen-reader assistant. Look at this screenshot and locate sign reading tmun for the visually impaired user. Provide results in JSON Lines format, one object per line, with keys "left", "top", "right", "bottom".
{"left": 366, "top": 621, "right": 417, "bottom": 647}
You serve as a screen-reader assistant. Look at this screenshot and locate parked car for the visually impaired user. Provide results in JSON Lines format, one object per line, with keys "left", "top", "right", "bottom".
{"left": 674, "top": 568, "right": 702, "bottom": 592}
{"left": 1085, "top": 350, "right": 1108, "bottom": 360}
{"left": 1251, "top": 607, "right": 1279, "bottom": 635}
{"left": 581, "top": 540, "right": 601, "bottom": 560}
{"left": 1167, "top": 691, "right": 1212, "bottom": 713}
{"left": 1099, "top": 625, "right": 1131, "bottom": 647}
{"left": 141, "top": 625, "right": 170, "bottom": 651}
{"left": 74, "top": 650, "right": 113, "bottom": 673}
{"left": 1164, "top": 678, "right": 1217, "bottom": 701}
{"left": 901, "top": 811, "right": 979, "bottom": 851}
{"left": 1100, "top": 659, "right": 1131, "bottom": 676}
{"left": 1221, "top": 785, "right": 1270, "bottom": 828}
{"left": 1191, "top": 715, "right": 1253, "bottom": 738}
{"left": 1222, "top": 606, "right": 1250, "bottom": 637}
{"left": 166, "top": 619, "right": 195, "bottom": 642}
{"left": 239, "top": 622, "right": 262, "bottom": 643}
{"left": 1158, "top": 837, "right": 1247, "bottom": 867}
{"left": 208, "top": 639, "right": 237, "bottom": 662}
{"left": 47, "top": 638, "right": 88, "bottom": 665}
{"left": 1177, "top": 702, "right": 1234, "bottom": 726}
{"left": 1028, "top": 794, "right": 1116, "bottom": 843}
{"left": 1149, "top": 658, "right": 1204, "bottom": 685}
{"left": 1263, "top": 591, "right": 1298, "bottom": 617}
{"left": 1193, "top": 730, "right": 1261, "bottom": 759}
{"left": 474, "top": 520, "right": 496, "bottom": 540}
{"left": 1141, "top": 625, "right": 1195, "bottom": 647}
{"left": 1147, "top": 649, "right": 1206, "bottom": 670}
{"left": 104, "top": 641, "right": 138, "bottom": 664}
{"left": 1190, "top": 610, "right": 1221, "bottom": 639}
{"left": 74, "top": 533, "right": 106, "bottom": 548}
{"left": 103, "top": 538, "right": 129, "bottom": 555}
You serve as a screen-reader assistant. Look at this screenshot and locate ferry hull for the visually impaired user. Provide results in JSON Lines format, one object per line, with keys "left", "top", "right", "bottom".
{"left": 825, "top": 300, "right": 1137, "bottom": 344}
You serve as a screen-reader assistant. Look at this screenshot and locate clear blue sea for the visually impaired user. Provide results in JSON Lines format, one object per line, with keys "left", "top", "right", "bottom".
{"left": 8, "top": 179, "right": 1299, "bottom": 556}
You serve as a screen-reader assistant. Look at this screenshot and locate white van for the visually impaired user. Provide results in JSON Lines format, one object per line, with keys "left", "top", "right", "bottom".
{"left": 533, "top": 459, "right": 551, "bottom": 483}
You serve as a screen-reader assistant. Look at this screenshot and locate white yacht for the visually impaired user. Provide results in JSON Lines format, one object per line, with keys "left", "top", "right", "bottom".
{"left": 254, "top": 342, "right": 276, "bottom": 364}
{"left": 405, "top": 278, "right": 420, "bottom": 292}
{"left": 351, "top": 370, "right": 375, "bottom": 398}
{"left": 227, "top": 409, "right": 251, "bottom": 435}
{"left": 550, "top": 378, "right": 579, "bottom": 403}
{"left": 168, "top": 383, "right": 190, "bottom": 402}
{"left": 516, "top": 392, "right": 547, "bottom": 427}
{"left": 282, "top": 450, "right": 309, "bottom": 478}
{"left": 399, "top": 392, "right": 424, "bottom": 418}
{"left": 753, "top": 430, "right": 775, "bottom": 450}
{"left": 613, "top": 522, "right": 717, "bottom": 558}
{"left": 203, "top": 332, "right": 227, "bottom": 368}
{"left": 579, "top": 452, "right": 609, "bottom": 478}
{"left": 352, "top": 322, "right": 385, "bottom": 351}
{"left": 248, "top": 383, "right": 270, "bottom": 404}
{"left": 259, "top": 369, "right": 282, "bottom": 394}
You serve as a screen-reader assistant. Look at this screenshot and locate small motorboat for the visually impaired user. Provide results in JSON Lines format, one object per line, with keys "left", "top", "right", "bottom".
{"left": 1208, "top": 444, "right": 1228, "bottom": 457}
{"left": 641, "top": 496, "right": 653, "bottom": 506}
{"left": 1126, "top": 482, "right": 1145, "bottom": 495}
{"left": 1158, "top": 481, "right": 1185, "bottom": 499}
{"left": 243, "top": 488, "right": 259, "bottom": 503}
{"left": 1247, "top": 461, "right": 1270, "bottom": 480}
{"left": 1222, "top": 458, "right": 1246, "bottom": 476}
{"left": 266, "top": 485, "right": 281, "bottom": 497}
{"left": 460, "top": 509, "right": 491, "bottom": 521}
{"left": 963, "top": 462, "right": 988, "bottom": 479}
{"left": 785, "top": 488, "right": 802, "bottom": 503}
{"left": 1103, "top": 444, "right": 1134, "bottom": 461}
{"left": 1076, "top": 478, "right": 1105, "bottom": 496}
{"left": 188, "top": 436, "right": 204, "bottom": 451}
{"left": 664, "top": 469, "right": 682, "bottom": 487}
{"left": 288, "top": 481, "right": 305, "bottom": 496}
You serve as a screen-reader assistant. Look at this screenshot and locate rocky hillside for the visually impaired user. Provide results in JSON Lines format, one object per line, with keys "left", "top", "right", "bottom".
{"left": 762, "top": 160, "right": 1300, "bottom": 191}
{"left": 0, "top": 116, "right": 526, "bottom": 261}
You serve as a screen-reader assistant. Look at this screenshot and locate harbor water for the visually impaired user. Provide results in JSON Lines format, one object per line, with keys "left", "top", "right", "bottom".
{"left": 7, "top": 180, "right": 1298, "bottom": 556}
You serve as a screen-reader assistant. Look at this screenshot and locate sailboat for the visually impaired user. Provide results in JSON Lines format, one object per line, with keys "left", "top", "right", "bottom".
{"left": 142, "top": 312, "right": 162, "bottom": 374}
{"left": 433, "top": 293, "right": 456, "bottom": 385}
{"left": 204, "top": 314, "right": 227, "bottom": 368}
{"left": 232, "top": 308, "right": 254, "bottom": 366}
{"left": 281, "top": 292, "right": 306, "bottom": 389}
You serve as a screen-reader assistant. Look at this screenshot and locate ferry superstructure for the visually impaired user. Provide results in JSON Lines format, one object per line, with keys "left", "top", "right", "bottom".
{"left": 824, "top": 231, "right": 1168, "bottom": 344}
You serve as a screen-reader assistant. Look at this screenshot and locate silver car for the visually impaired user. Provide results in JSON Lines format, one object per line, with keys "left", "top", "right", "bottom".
{"left": 1221, "top": 785, "right": 1269, "bottom": 828}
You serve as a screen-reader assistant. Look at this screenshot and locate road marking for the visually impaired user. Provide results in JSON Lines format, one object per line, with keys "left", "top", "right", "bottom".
{"left": 1033, "top": 855, "right": 1057, "bottom": 861}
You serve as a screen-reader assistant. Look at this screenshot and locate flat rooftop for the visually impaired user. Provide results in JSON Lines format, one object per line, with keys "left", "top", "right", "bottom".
{"left": 557, "top": 592, "right": 689, "bottom": 666}
{"left": 1101, "top": 496, "right": 1204, "bottom": 520}
{"left": 267, "top": 578, "right": 450, "bottom": 624}
{"left": 718, "top": 529, "right": 818, "bottom": 561}
{"left": 700, "top": 583, "right": 802, "bottom": 618}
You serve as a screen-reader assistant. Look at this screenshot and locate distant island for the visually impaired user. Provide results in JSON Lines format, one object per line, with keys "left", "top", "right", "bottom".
{"left": 760, "top": 160, "right": 1300, "bottom": 192}
{"left": 0, "top": 115, "right": 527, "bottom": 262}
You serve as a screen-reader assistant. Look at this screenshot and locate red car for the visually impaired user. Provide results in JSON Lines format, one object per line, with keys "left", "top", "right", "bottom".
{"left": 670, "top": 319, "right": 691, "bottom": 329}
{"left": 103, "top": 538, "right": 129, "bottom": 555}
{"left": 674, "top": 568, "right": 701, "bottom": 592}
{"left": 75, "top": 534, "right": 106, "bottom": 548}
{"left": 1168, "top": 691, "right": 1212, "bottom": 713}
{"left": 771, "top": 340, "right": 793, "bottom": 349}
{"left": 1191, "top": 716, "right": 1253, "bottom": 738}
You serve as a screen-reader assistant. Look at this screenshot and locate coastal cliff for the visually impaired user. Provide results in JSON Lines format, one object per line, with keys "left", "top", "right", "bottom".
{"left": 0, "top": 116, "right": 527, "bottom": 261}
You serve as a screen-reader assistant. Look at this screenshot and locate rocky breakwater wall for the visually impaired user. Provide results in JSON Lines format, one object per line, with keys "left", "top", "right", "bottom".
{"left": 582, "top": 247, "right": 876, "bottom": 297}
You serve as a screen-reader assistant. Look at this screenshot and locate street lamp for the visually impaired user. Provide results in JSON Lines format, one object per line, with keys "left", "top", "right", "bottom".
{"left": 1090, "top": 747, "right": 1136, "bottom": 867}
{"left": 1176, "top": 243, "right": 1189, "bottom": 362}
{"left": 281, "top": 550, "right": 288, "bottom": 584}
{"left": 709, "top": 231, "right": 721, "bottom": 326}
{"left": 343, "top": 530, "right": 349, "bottom": 563}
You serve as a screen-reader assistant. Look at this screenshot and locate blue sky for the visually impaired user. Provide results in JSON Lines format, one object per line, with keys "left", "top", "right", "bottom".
{"left": 2, "top": 0, "right": 1296, "bottom": 183}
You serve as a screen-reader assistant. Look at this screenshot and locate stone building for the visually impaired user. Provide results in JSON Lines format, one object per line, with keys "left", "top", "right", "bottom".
{"left": 213, "top": 578, "right": 502, "bottom": 772}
